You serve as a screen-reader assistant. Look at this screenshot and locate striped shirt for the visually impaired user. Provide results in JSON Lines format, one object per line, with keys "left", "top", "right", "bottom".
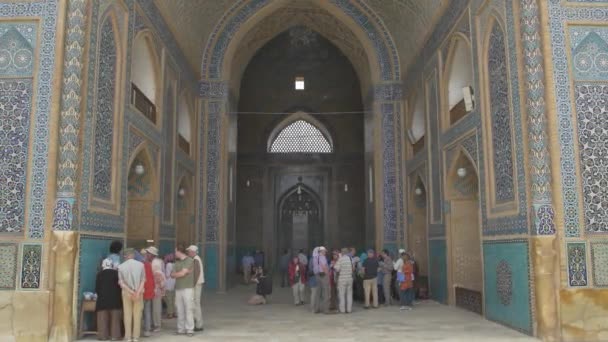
{"left": 333, "top": 255, "right": 353, "bottom": 282}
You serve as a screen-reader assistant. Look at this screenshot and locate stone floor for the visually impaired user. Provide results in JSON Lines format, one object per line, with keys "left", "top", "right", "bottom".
{"left": 80, "top": 284, "right": 539, "bottom": 342}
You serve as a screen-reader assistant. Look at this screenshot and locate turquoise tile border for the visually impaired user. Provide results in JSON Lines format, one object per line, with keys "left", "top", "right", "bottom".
{"left": 429, "top": 239, "right": 447, "bottom": 304}
{"left": 204, "top": 244, "right": 219, "bottom": 290}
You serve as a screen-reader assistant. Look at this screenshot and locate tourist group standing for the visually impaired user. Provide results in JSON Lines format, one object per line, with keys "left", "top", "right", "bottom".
{"left": 244, "top": 246, "right": 418, "bottom": 314}
{"left": 94, "top": 241, "right": 205, "bottom": 341}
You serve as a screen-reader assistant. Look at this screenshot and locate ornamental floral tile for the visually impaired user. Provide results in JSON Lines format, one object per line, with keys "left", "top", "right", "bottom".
{"left": 567, "top": 242, "right": 588, "bottom": 287}
{"left": 0, "top": 243, "right": 17, "bottom": 289}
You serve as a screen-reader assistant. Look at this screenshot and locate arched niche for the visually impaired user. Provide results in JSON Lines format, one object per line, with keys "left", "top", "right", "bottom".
{"left": 130, "top": 31, "right": 161, "bottom": 124}
{"left": 444, "top": 34, "right": 474, "bottom": 127}
{"left": 480, "top": 15, "right": 517, "bottom": 209}
{"left": 276, "top": 183, "right": 323, "bottom": 256}
{"left": 408, "top": 91, "right": 426, "bottom": 155}
{"left": 409, "top": 172, "right": 429, "bottom": 296}
{"left": 90, "top": 7, "right": 126, "bottom": 207}
{"left": 177, "top": 92, "right": 193, "bottom": 155}
{"left": 126, "top": 146, "right": 159, "bottom": 249}
{"left": 176, "top": 175, "right": 194, "bottom": 246}
{"left": 267, "top": 112, "right": 334, "bottom": 154}
{"left": 445, "top": 149, "right": 483, "bottom": 314}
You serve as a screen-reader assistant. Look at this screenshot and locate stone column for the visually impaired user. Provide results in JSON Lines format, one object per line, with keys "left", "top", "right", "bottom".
{"left": 517, "top": 0, "right": 560, "bottom": 340}
{"left": 48, "top": 231, "right": 78, "bottom": 342}
{"left": 199, "top": 80, "right": 230, "bottom": 291}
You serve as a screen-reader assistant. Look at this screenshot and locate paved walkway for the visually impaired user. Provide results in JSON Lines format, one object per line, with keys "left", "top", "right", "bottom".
{"left": 80, "top": 284, "right": 538, "bottom": 342}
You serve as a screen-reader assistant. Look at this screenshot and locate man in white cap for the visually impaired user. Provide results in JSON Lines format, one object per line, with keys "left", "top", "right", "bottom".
{"left": 393, "top": 249, "right": 406, "bottom": 271}
{"left": 186, "top": 245, "right": 204, "bottom": 332}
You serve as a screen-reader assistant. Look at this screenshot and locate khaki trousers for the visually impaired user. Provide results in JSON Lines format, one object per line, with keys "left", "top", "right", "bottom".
{"left": 363, "top": 278, "right": 378, "bottom": 308}
{"left": 244, "top": 265, "right": 251, "bottom": 284}
{"left": 337, "top": 280, "right": 353, "bottom": 313}
{"left": 193, "top": 284, "right": 204, "bottom": 329}
{"left": 96, "top": 309, "right": 121, "bottom": 340}
{"left": 165, "top": 290, "right": 175, "bottom": 316}
{"left": 175, "top": 288, "right": 194, "bottom": 334}
{"left": 291, "top": 282, "right": 305, "bottom": 304}
{"left": 122, "top": 291, "right": 143, "bottom": 340}
{"left": 383, "top": 273, "right": 392, "bottom": 305}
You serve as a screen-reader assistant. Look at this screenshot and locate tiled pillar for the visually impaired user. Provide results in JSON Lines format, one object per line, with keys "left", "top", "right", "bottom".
{"left": 517, "top": 0, "right": 559, "bottom": 340}
{"left": 371, "top": 83, "right": 404, "bottom": 255}
{"left": 199, "top": 80, "right": 230, "bottom": 291}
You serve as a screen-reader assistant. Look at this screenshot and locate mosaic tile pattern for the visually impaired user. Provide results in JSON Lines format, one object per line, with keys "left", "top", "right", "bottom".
{"left": 428, "top": 73, "right": 443, "bottom": 223}
{"left": 92, "top": 18, "right": 118, "bottom": 200}
{"left": 487, "top": 22, "right": 515, "bottom": 203}
{"left": 567, "top": 242, "right": 588, "bottom": 286}
{"left": 590, "top": 242, "right": 608, "bottom": 287}
{"left": 162, "top": 84, "right": 174, "bottom": 223}
{"left": 20, "top": 243, "right": 41, "bottom": 289}
{"left": 0, "top": 79, "right": 32, "bottom": 233}
{"left": 127, "top": 155, "right": 151, "bottom": 197}
{"left": 496, "top": 260, "right": 513, "bottom": 305}
{"left": 0, "top": 25, "right": 35, "bottom": 76}
{"left": 204, "top": 101, "right": 222, "bottom": 242}
{"left": 56, "top": 0, "right": 88, "bottom": 197}
{"left": 571, "top": 28, "right": 608, "bottom": 78}
{"left": 547, "top": 7, "right": 608, "bottom": 238}
{"left": 201, "top": 0, "right": 399, "bottom": 81}
{"left": 382, "top": 102, "right": 397, "bottom": 242}
{"left": 455, "top": 287, "right": 482, "bottom": 315}
{"left": 4, "top": 4, "right": 58, "bottom": 239}
{"left": 0, "top": 243, "right": 17, "bottom": 289}
{"left": 483, "top": 241, "right": 532, "bottom": 334}
{"left": 574, "top": 83, "right": 608, "bottom": 234}
{"left": 519, "top": 0, "right": 555, "bottom": 235}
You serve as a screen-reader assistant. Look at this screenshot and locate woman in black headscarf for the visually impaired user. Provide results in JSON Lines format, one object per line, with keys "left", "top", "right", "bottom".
{"left": 96, "top": 258, "right": 123, "bottom": 340}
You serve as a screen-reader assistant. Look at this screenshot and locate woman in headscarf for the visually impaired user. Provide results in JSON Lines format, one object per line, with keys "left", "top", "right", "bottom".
{"left": 95, "top": 258, "right": 122, "bottom": 341}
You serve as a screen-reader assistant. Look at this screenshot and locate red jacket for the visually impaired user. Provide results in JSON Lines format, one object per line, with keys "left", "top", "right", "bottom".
{"left": 288, "top": 262, "right": 307, "bottom": 286}
{"left": 143, "top": 262, "right": 155, "bottom": 300}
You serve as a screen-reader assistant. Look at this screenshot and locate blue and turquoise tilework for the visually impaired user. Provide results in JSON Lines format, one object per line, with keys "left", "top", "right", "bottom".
{"left": 483, "top": 241, "right": 532, "bottom": 334}
{"left": 429, "top": 239, "right": 447, "bottom": 304}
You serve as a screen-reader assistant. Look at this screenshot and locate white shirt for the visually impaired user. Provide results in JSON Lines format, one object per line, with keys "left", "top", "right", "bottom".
{"left": 298, "top": 253, "right": 308, "bottom": 265}
{"left": 193, "top": 255, "right": 205, "bottom": 285}
{"left": 393, "top": 258, "right": 404, "bottom": 271}
{"left": 164, "top": 262, "right": 175, "bottom": 291}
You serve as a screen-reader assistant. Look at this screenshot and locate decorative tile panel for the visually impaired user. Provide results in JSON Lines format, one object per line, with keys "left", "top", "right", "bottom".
{"left": 0, "top": 79, "right": 32, "bottom": 233}
{"left": 496, "top": 260, "right": 513, "bottom": 305}
{"left": 0, "top": 243, "right": 17, "bottom": 289}
{"left": 518, "top": 0, "right": 555, "bottom": 236}
{"left": 0, "top": 24, "right": 35, "bottom": 77}
{"left": 547, "top": 8, "right": 608, "bottom": 238}
{"left": 162, "top": 84, "right": 174, "bottom": 222}
{"left": 382, "top": 102, "right": 397, "bottom": 242}
{"left": 567, "top": 242, "right": 588, "bottom": 286}
{"left": 428, "top": 73, "right": 443, "bottom": 223}
{"left": 428, "top": 239, "right": 447, "bottom": 303}
{"left": 455, "top": 287, "right": 482, "bottom": 315}
{"left": 570, "top": 28, "right": 608, "bottom": 81}
{"left": 483, "top": 241, "right": 532, "bottom": 334}
{"left": 92, "top": 18, "right": 118, "bottom": 200}
{"left": 20, "top": 243, "right": 41, "bottom": 289}
{"left": 574, "top": 83, "right": 608, "bottom": 233}
{"left": 487, "top": 22, "right": 515, "bottom": 203}
{"left": 6, "top": 4, "right": 59, "bottom": 239}
{"left": 590, "top": 242, "right": 608, "bottom": 287}
{"left": 57, "top": 0, "right": 88, "bottom": 196}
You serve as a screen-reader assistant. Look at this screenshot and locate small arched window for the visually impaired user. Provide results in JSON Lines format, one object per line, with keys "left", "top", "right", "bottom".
{"left": 268, "top": 117, "right": 333, "bottom": 154}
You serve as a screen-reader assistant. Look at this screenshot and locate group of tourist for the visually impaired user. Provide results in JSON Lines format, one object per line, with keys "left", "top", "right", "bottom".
{"left": 249, "top": 247, "right": 418, "bottom": 313}
{"left": 94, "top": 241, "right": 205, "bottom": 341}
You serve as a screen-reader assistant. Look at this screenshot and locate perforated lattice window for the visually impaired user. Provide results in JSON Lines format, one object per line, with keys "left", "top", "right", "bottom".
{"left": 270, "top": 120, "right": 332, "bottom": 153}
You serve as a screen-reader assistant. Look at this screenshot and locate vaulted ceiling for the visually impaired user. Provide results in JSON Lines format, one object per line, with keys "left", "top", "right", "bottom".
{"left": 153, "top": 0, "right": 448, "bottom": 77}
